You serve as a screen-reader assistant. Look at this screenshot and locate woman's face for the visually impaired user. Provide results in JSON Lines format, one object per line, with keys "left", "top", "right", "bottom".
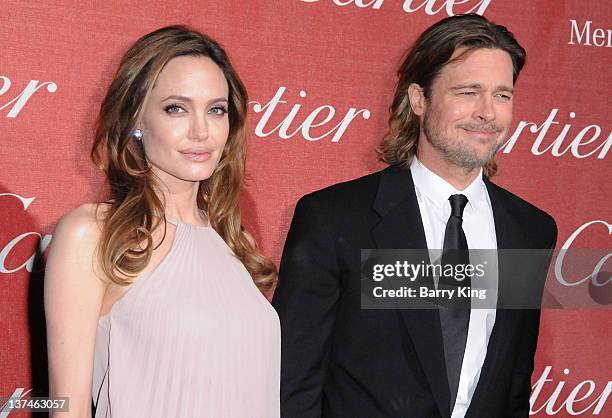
{"left": 139, "top": 55, "right": 230, "bottom": 188}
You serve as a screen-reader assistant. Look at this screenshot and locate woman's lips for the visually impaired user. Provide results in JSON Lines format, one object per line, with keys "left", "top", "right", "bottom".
{"left": 179, "top": 150, "right": 212, "bottom": 162}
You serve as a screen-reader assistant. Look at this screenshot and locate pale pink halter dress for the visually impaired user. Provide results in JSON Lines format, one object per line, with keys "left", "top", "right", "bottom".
{"left": 92, "top": 217, "right": 280, "bottom": 417}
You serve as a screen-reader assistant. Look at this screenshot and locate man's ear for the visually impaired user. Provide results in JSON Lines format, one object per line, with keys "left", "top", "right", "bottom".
{"left": 408, "top": 83, "right": 426, "bottom": 117}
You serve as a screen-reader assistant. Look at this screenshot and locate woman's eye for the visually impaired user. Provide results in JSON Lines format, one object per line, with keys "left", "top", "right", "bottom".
{"left": 209, "top": 106, "right": 228, "bottom": 116}
{"left": 164, "top": 104, "right": 184, "bottom": 114}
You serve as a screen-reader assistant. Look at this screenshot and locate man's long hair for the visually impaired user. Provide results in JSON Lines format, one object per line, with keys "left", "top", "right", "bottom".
{"left": 377, "top": 14, "right": 526, "bottom": 177}
{"left": 91, "top": 25, "right": 276, "bottom": 291}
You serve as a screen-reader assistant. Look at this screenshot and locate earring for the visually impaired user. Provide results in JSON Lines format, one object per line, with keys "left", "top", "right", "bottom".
{"left": 133, "top": 129, "right": 143, "bottom": 141}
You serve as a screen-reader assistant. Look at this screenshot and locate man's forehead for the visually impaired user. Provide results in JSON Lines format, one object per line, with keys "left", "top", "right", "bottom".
{"left": 447, "top": 46, "right": 512, "bottom": 67}
{"left": 436, "top": 47, "right": 514, "bottom": 84}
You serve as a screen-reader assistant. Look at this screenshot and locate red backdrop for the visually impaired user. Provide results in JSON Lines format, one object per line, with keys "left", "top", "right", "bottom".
{"left": 1, "top": 1, "right": 610, "bottom": 416}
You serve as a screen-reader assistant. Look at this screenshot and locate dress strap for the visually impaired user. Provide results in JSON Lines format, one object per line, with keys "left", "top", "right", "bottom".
{"left": 164, "top": 211, "right": 210, "bottom": 229}
{"left": 165, "top": 215, "right": 179, "bottom": 226}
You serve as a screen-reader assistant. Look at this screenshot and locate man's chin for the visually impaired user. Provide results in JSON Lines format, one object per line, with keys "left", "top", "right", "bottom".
{"left": 442, "top": 146, "right": 496, "bottom": 170}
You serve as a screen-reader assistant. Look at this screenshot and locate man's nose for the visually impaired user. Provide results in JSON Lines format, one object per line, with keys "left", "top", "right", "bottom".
{"left": 473, "top": 95, "right": 495, "bottom": 122}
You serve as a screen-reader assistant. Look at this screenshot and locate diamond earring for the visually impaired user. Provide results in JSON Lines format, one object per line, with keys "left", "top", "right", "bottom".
{"left": 133, "top": 129, "right": 143, "bottom": 141}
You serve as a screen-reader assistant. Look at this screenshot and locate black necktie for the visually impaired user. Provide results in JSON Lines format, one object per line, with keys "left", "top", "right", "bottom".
{"left": 439, "top": 194, "right": 471, "bottom": 410}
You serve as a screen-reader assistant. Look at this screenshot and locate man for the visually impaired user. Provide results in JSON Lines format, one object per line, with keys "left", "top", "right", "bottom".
{"left": 272, "top": 14, "right": 557, "bottom": 418}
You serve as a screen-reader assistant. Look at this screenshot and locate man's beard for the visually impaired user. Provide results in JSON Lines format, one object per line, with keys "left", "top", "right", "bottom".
{"left": 423, "top": 107, "right": 503, "bottom": 170}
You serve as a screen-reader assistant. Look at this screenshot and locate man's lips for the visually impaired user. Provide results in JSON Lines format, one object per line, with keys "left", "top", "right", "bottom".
{"left": 460, "top": 125, "right": 501, "bottom": 140}
{"left": 463, "top": 127, "right": 496, "bottom": 135}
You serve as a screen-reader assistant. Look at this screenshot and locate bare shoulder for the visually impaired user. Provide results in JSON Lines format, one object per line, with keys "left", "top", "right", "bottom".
{"left": 53, "top": 203, "right": 106, "bottom": 244}
{"left": 48, "top": 203, "right": 109, "bottom": 282}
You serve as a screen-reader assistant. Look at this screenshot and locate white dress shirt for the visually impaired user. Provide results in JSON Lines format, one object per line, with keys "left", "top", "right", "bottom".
{"left": 410, "top": 157, "right": 498, "bottom": 418}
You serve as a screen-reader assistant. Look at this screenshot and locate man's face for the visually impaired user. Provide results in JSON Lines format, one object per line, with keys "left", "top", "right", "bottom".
{"left": 417, "top": 47, "right": 515, "bottom": 170}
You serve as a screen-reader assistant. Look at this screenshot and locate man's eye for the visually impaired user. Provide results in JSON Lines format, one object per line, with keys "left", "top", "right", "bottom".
{"left": 461, "top": 91, "right": 477, "bottom": 96}
{"left": 164, "top": 104, "right": 184, "bottom": 113}
{"left": 495, "top": 93, "right": 512, "bottom": 101}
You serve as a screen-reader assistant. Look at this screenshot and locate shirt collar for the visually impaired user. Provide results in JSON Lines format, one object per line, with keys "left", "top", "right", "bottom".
{"left": 410, "top": 156, "right": 486, "bottom": 212}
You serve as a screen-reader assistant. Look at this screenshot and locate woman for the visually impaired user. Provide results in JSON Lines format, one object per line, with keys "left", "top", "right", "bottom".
{"left": 44, "top": 26, "right": 280, "bottom": 417}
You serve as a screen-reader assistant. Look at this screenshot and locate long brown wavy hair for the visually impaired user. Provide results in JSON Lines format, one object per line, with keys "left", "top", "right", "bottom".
{"left": 91, "top": 25, "right": 276, "bottom": 291}
{"left": 378, "top": 14, "right": 526, "bottom": 177}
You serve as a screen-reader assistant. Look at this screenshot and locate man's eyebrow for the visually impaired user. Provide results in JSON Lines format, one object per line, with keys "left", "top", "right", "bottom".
{"left": 450, "top": 83, "right": 483, "bottom": 91}
{"left": 450, "top": 83, "right": 514, "bottom": 93}
{"left": 496, "top": 85, "right": 514, "bottom": 94}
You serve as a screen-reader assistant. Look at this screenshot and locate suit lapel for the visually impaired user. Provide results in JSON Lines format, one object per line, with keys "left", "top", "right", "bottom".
{"left": 371, "top": 166, "right": 429, "bottom": 258}
{"left": 487, "top": 179, "right": 520, "bottom": 308}
{"left": 485, "top": 178, "right": 528, "bottom": 249}
{"left": 466, "top": 179, "right": 530, "bottom": 416}
{"left": 371, "top": 166, "right": 451, "bottom": 418}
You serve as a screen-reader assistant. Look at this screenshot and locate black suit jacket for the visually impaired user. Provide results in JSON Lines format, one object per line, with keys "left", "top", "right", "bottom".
{"left": 272, "top": 165, "right": 557, "bottom": 418}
